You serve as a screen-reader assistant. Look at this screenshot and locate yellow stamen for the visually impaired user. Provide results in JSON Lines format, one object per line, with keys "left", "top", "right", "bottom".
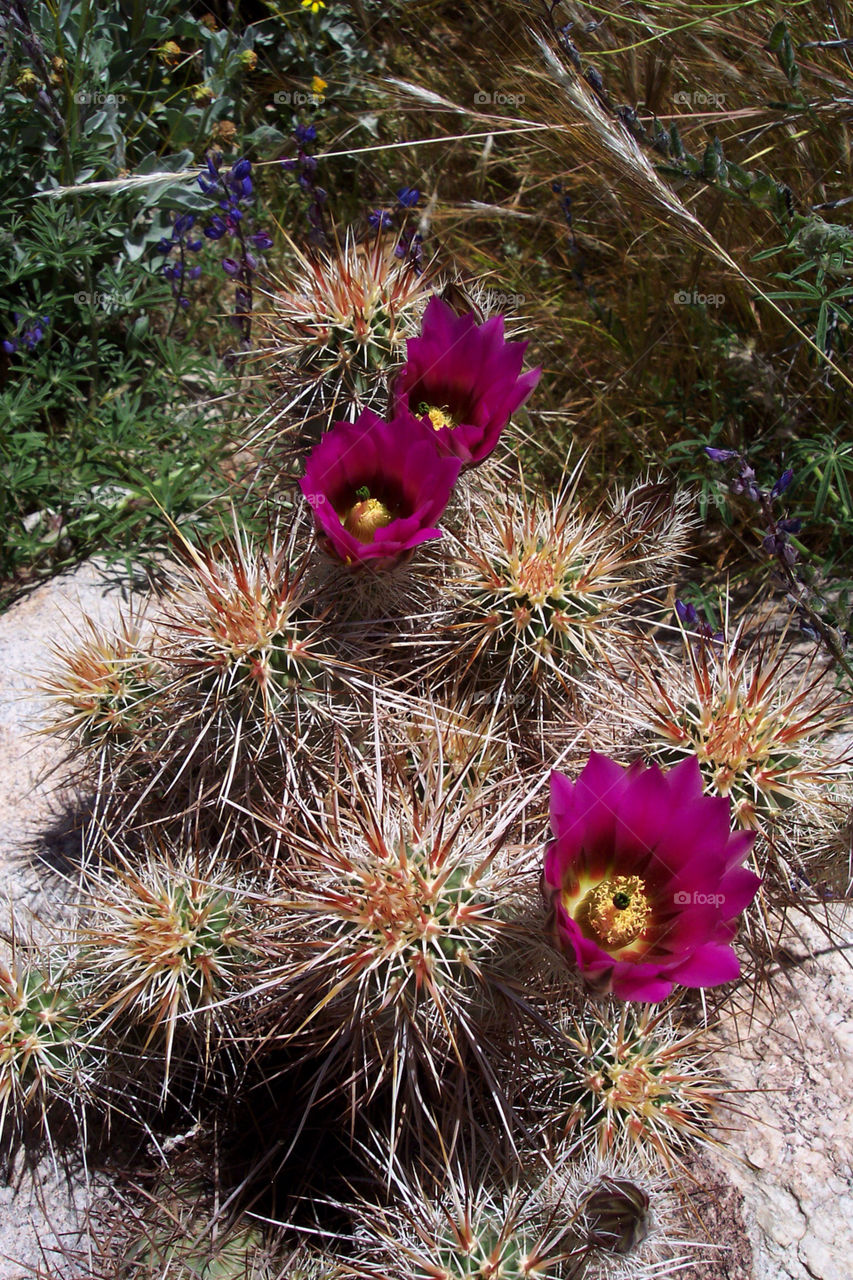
{"left": 574, "top": 875, "right": 651, "bottom": 949}
{"left": 418, "top": 402, "right": 455, "bottom": 432}
{"left": 343, "top": 497, "right": 394, "bottom": 543}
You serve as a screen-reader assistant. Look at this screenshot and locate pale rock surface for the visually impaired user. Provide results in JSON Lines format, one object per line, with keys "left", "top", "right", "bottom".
{"left": 0, "top": 562, "right": 140, "bottom": 1279}
{"left": 0, "top": 562, "right": 851, "bottom": 1278}
{"left": 710, "top": 909, "right": 853, "bottom": 1280}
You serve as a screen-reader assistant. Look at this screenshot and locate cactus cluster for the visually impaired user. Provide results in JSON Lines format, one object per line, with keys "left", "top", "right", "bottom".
{"left": 18, "top": 218, "right": 850, "bottom": 1277}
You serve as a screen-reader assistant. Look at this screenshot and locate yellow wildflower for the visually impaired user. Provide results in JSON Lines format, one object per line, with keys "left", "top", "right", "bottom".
{"left": 157, "top": 41, "right": 182, "bottom": 66}
{"left": 15, "top": 68, "right": 39, "bottom": 94}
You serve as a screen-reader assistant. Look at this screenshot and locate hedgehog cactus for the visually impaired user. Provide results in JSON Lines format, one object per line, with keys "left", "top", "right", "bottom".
{"left": 29, "top": 202, "right": 853, "bottom": 1280}
{"left": 0, "top": 940, "right": 92, "bottom": 1139}
{"left": 250, "top": 740, "right": 551, "bottom": 1131}
{"left": 41, "top": 613, "right": 160, "bottom": 762}
{"left": 121, "top": 1178, "right": 283, "bottom": 1280}
{"left": 265, "top": 232, "right": 438, "bottom": 408}
{"left": 539, "top": 1004, "right": 727, "bottom": 1166}
{"left": 78, "top": 836, "right": 255, "bottom": 1086}
{"left": 449, "top": 473, "right": 653, "bottom": 699}
{"left": 626, "top": 626, "right": 850, "bottom": 830}
{"left": 348, "top": 1141, "right": 577, "bottom": 1280}
{"left": 560, "top": 1151, "right": 699, "bottom": 1279}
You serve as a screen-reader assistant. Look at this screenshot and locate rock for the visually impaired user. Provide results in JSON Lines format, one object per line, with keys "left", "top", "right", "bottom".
{"left": 0, "top": 561, "right": 140, "bottom": 1278}
{"left": 710, "top": 910, "right": 853, "bottom": 1280}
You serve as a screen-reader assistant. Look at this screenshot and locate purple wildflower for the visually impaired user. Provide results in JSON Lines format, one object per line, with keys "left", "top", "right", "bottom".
{"left": 369, "top": 209, "right": 394, "bottom": 231}
{"left": 300, "top": 409, "right": 461, "bottom": 567}
{"left": 393, "top": 295, "right": 541, "bottom": 465}
{"left": 704, "top": 446, "right": 740, "bottom": 462}
{"left": 544, "top": 753, "right": 760, "bottom": 1001}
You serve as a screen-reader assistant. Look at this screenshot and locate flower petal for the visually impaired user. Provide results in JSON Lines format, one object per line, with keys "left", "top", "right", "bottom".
{"left": 669, "top": 942, "right": 741, "bottom": 988}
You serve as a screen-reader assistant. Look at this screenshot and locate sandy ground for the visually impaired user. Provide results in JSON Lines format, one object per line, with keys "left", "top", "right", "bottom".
{"left": 0, "top": 561, "right": 850, "bottom": 1279}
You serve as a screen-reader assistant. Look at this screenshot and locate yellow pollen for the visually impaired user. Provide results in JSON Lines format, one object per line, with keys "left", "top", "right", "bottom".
{"left": 419, "top": 402, "right": 455, "bottom": 432}
{"left": 575, "top": 875, "right": 651, "bottom": 949}
{"left": 343, "top": 497, "right": 394, "bottom": 543}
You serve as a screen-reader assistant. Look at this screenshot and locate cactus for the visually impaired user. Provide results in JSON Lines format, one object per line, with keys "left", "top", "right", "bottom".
{"left": 248, "top": 731, "right": 553, "bottom": 1135}
{"left": 538, "top": 1004, "right": 726, "bottom": 1169}
{"left": 0, "top": 932, "right": 93, "bottom": 1140}
{"left": 265, "top": 232, "right": 439, "bottom": 411}
{"left": 40, "top": 612, "right": 161, "bottom": 763}
{"left": 77, "top": 834, "right": 255, "bottom": 1088}
{"left": 448, "top": 469, "right": 650, "bottom": 702}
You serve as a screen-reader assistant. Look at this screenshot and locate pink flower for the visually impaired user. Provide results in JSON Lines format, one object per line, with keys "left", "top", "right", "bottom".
{"left": 300, "top": 408, "right": 461, "bottom": 567}
{"left": 393, "top": 296, "right": 541, "bottom": 465}
{"left": 543, "top": 753, "right": 760, "bottom": 1002}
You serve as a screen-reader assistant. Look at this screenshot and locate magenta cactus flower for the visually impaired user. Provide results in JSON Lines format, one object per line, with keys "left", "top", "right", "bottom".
{"left": 300, "top": 408, "right": 461, "bottom": 566}
{"left": 393, "top": 295, "right": 541, "bottom": 465}
{"left": 543, "top": 752, "right": 760, "bottom": 1002}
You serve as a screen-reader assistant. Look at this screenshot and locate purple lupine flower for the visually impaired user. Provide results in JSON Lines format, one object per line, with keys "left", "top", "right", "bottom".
{"left": 204, "top": 216, "right": 228, "bottom": 240}
{"left": 704, "top": 446, "right": 740, "bottom": 462}
{"left": 675, "top": 597, "right": 724, "bottom": 643}
{"left": 394, "top": 228, "right": 423, "bottom": 268}
{"left": 729, "top": 463, "right": 761, "bottom": 502}
{"left": 393, "top": 295, "right": 541, "bottom": 465}
{"left": 675, "top": 599, "right": 699, "bottom": 627}
{"left": 397, "top": 186, "right": 420, "bottom": 208}
{"left": 763, "top": 517, "right": 802, "bottom": 565}
{"left": 198, "top": 155, "right": 221, "bottom": 195}
{"left": 156, "top": 209, "right": 209, "bottom": 309}
{"left": 368, "top": 209, "right": 394, "bottom": 231}
{"left": 282, "top": 126, "right": 326, "bottom": 242}
{"left": 227, "top": 158, "right": 253, "bottom": 201}
{"left": 300, "top": 409, "right": 461, "bottom": 567}
{"left": 189, "top": 154, "right": 272, "bottom": 349}
{"left": 5, "top": 314, "right": 50, "bottom": 354}
{"left": 294, "top": 123, "right": 317, "bottom": 148}
{"left": 771, "top": 468, "right": 794, "bottom": 499}
{"left": 543, "top": 753, "right": 760, "bottom": 1002}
